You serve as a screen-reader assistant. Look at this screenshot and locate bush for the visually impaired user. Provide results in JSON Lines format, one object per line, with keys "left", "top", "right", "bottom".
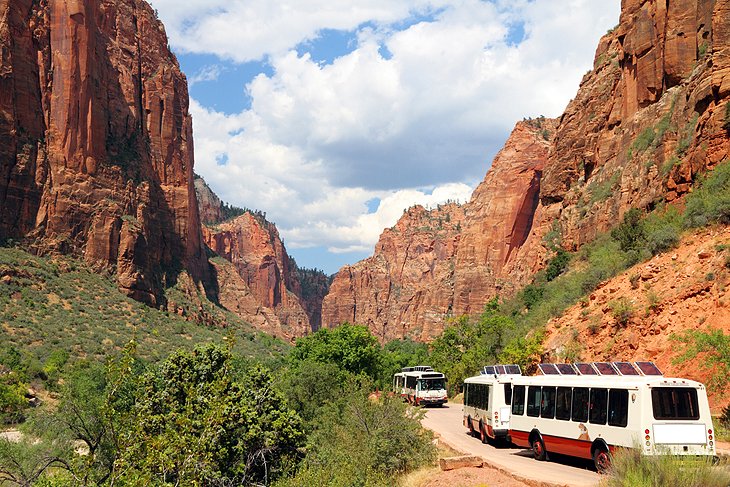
{"left": 724, "top": 102, "right": 730, "bottom": 131}
{"left": 545, "top": 249, "right": 570, "bottom": 281}
{"left": 684, "top": 161, "right": 730, "bottom": 228}
{"left": 605, "top": 448, "right": 730, "bottom": 487}
{"left": 280, "top": 386, "right": 435, "bottom": 486}
{"left": 610, "top": 298, "right": 635, "bottom": 326}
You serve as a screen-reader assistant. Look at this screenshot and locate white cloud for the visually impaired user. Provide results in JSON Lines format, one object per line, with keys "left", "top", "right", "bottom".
{"left": 189, "top": 65, "right": 224, "bottom": 86}
{"left": 165, "top": 1, "right": 621, "bottom": 270}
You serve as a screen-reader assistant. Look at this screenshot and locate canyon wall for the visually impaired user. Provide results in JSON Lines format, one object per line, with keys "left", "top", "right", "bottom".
{"left": 203, "top": 212, "right": 311, "bottom": 338}
{"left": 322, "top": 0, "right": 730, "bottom": 341}
{"left": 0, "top": 0, "right": 209, "bottom": 304}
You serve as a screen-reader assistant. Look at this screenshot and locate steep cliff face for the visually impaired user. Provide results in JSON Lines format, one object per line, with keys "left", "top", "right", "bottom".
{"left": 322, "top": 203, "right": 467, "bottom": 342}
{"left": 0, "top": 0, "right": 208, "bottom": 304}
{"left": 542, "top": 0, "right": 730, "bottom": 249}
{"left": 203, "top": 213, "right": 311, "bottom": 338}
{"left": 453, "top": 119, "right": 557, "bottom": 316}
{"left": 322, "top": 0, "right": 730, "bottom": 341}
{"left": 194, "top": 176, "right": 223, "bottom": 224}
{"left": 322, "top": 122, "right": 554, "bottom": 341}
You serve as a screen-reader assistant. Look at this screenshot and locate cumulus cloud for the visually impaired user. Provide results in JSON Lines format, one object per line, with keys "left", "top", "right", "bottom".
{"left": 151, "top": 0, "right": 621, "bottom": 270}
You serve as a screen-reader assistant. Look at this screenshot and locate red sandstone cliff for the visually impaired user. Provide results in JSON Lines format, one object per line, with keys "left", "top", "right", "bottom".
{"left": 321, "top": 122, "right": 554, "bottom": 341}
{"left": 322, "top": 203, "right": 467, "bottom": 342}
{"left": 203, "top": 213, "right": 311, "bottom": 338}
{"left": 542, "top": 0, "right": 730, "bottom": 249}
{"left": 322, "top": 0, "right": 730, "bottom": 341}
{"left": 0, "top": 0, "right": 208, "bottom": 304}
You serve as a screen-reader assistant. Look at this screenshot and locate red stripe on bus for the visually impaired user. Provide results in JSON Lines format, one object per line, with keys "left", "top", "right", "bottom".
{"left": 510, "top": 430, "right": 530, "bottom": 448}
{"left": 542, "top": 434, "right": 592, "bottom": 459}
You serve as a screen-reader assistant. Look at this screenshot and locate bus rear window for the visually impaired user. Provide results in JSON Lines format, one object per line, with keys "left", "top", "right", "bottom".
{"left": 652, "top": 388, "right": 700, "bottom": 420}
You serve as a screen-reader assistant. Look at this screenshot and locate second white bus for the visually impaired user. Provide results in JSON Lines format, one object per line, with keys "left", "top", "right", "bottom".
{"left": 463, "top": 364, "right": 521, "bottom": 443}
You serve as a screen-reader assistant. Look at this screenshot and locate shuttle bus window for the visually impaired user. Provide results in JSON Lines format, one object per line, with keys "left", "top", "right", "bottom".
{"left": 541, "top": 386, "right": 556, "bottom": 419}
{"left": 464, "top": 384, "right": 470, "bottom": 407}
{"left": 512, "top": 385, "right": 525, "bottom": 416}
{"left": 555, "top": 387, "right": 572, "bottom": 420}
{"left": 504, "top": 384, "right": 512, "bottom": 405}
{"left": 652, "top": 388, "right": 699, "bottom": 420}
{"left": 572, "top": 387, "right": 589, "bottom": 422}
{"left": 608, "top": 389, "right": 629, "bottom": 427}
{"left": 589, "top": 388, "right": 608, "bottom": 425}
{"left": 527, "top": 386, "right": 542, "bottom": 417}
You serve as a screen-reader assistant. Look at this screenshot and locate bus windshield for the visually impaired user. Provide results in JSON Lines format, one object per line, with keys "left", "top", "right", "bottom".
{"left": 419, "top": 379, "right": 445, "bottom": 391}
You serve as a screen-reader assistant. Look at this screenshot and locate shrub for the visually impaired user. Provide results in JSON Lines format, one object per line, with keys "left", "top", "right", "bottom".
{"left": 279, "top": 387, "right": 435, "bottom": 486}
{"left": 684, "top": 161, "right": 730, "bottom": 228}
{"left": 672, "top": 328, "right": 730, "bottom": 394}
{"left": 610, "top": 298, "right": 635, "bottom": 326}
{"left": 723, "top": 102, "right": 730, "bottom": 132}
{"left": 604, "top": 447, "right": 730, "bottom": 487}
{"left": 546, "top": 249, "right": 570, "bottom": 281}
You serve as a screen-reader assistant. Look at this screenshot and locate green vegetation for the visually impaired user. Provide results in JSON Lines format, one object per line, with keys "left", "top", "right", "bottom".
{"left": 604, "top": 447, "right": 730, "bottom": 487}
{"left": 723, "top": 102, "right": 730, "bottom": 132}
{"left": 0, "top": 246, "right": 288, "bottom": 365}
{"left": 588, "top": 171, "right": 621, "bottom": 204}
{"left": 673, "top": 327, "right": 730, "bottom": 395}
{"left": 610, "top": 297, "right": 635, "bottom": 326}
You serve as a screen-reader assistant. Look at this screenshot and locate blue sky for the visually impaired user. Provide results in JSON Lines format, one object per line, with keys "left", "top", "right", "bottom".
{"left": 149, "top": 0, "right": 621, "bottom": 275}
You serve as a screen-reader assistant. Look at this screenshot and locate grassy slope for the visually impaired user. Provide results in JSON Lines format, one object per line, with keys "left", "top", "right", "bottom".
{"left": 0, "top": 246, "right": 289, "bottom": 365}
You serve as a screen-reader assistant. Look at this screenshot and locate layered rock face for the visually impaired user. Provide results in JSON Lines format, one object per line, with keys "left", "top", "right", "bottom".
{"left": 194, "top": 176, "right": 223, "bottom": 224}
{"left": 323, "top": 0, "right": 730, "bottom": 341}
{"left": 322, "top": 203, "right": 466, "bottom": 342}
{"left": 542, "top": 0, "right": 730, "bottom": 249}
{"left": 453, "top": 119, "right": 557, "bottom": 316}
{"left": 0, "top": 0, "right": 208, "bottom": 304}
{"left": 203, "top": 213, "right": 311, "bottom": 338}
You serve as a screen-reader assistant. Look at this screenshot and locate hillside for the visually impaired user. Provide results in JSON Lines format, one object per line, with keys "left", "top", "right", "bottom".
{"left": 543, "top": 225, "right": 730, "bottom": 407}
{"left": 0, "top": 245, "right": 288, "bottom": 364}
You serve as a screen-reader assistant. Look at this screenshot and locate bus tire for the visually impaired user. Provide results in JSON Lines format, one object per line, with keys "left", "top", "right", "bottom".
{"left": 467, "top": 416, "right": 475, "bottom": 436}
{"left": 530, "top": 435, "right": 547, "bottom": 461}
{"left": 592, "top": 445, "right": 611, "bottom": 473}
{"left": 479, "top": 421, "right": 487, "bottom": 444}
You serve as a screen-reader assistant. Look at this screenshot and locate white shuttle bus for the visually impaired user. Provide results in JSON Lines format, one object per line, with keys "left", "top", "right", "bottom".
{"left": 463, "top": 364, "right": 522, "bottom": 443}
{"left": 508, "top": 361, "right": 716, "bottom": 472}
{"left": 393, "top": 366, "right": 448, "bottom": 406}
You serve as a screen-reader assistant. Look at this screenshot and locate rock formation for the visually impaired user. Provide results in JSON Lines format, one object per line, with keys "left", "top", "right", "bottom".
{"left": 322, "top": 122, "right": 554, "bottom": 341}
{"left": 0, "top": 0, "right": 209, "bottom": 304}
{"left": 203, "top": 212, "right": 311, "bottom": 338}
{"left": 322, "top": 0, "right": 730, "bottom": 341}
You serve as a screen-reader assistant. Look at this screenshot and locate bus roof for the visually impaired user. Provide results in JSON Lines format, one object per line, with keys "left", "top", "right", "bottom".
{"left": 537, "top": 361, "right": 663, "bottom": 377}
{"left": 510, "top": 374, "right": 706, "bottom": 389}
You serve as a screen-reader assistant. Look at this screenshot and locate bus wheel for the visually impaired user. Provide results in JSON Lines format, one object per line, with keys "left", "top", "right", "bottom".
{"left": 467, "top": 416, "right": 475, "bottom": 436}
{"left": 479, "top": 421, "right": 487, "bottom": 444}
{"left": 531, "top": 436, "right": 547, "bottom": 461}
{"left": 593, "top": 447, "right": 611, "bottom": 473}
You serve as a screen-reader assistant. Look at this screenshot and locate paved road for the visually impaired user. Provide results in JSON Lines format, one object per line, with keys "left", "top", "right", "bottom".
{"left": 421, "top": 404, "right": 601, "bottom": 487}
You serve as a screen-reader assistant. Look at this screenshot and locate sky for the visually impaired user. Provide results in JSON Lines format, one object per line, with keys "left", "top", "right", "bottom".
{"left": 148, "top": 0, "right": 621, "bottom": 275}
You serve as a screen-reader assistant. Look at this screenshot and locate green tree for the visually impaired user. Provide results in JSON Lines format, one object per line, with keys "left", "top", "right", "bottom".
{"left": 279, "top": 360, "right": 348, "bottom": 428}
{"left": 117, "top": 344, "right": 304, "bottom": 486}
{"left": 278, "top": 384, "right": 434, "bottom": 487}
{"left": 289, "top": 323, "right": 382, "bottom": 379}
